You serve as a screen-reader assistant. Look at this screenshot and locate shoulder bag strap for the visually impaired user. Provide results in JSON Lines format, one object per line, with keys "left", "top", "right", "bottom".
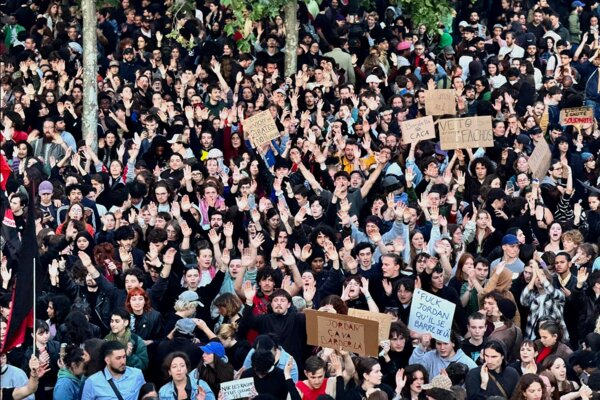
{"left": 107, "top": 378, "right": 125, "bottom": 400}
{"left": 487, "top": 373, "right": 509, "bottom": 399}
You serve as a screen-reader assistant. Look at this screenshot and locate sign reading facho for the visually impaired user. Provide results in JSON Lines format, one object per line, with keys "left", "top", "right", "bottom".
{"left": 305, "top": 309, "right": 379, "bottom": 356}
{"left": 400, "top": 115, "right": 436, "bottom": 143}
{"left": 560, "top": 107, "right": 593, "bottom": 126}
{"left": 243, "top": 110, "right": 280, "bottom": 146}
{"left": 438, "top": 116, "right": 493, "bottom": 150}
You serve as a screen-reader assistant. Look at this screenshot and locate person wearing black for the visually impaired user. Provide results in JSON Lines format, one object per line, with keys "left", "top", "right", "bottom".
{"left": 240, "top": 287, "right": 307, "bottom": 370}
{"left": 240, "top": 350, "right": 300, "bottom": 400}
{"left": 465, "top": 340, "right": 520, "bottom": 399}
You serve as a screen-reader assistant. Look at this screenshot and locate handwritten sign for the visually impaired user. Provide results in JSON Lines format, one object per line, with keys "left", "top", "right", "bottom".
{"left": 424, "top": 89, "right": 456, "bottom": 116}
{"left": 220, "top": 378, "right": 256, "bottom": 400}
{"left": 400, "top": 115, "right": 436, "bottom": 143}
{"left": 529, "top": 140, "right": 552, "bottom": 180}
{"left": 408, "top": 289, "right": 456, "bottom": 342}
{"left": 348, "top": 308, "right": 393, "bottom": 343}
{"left": 305, "top": 309, "right": 379, "bottom": 356}
{"left": 560, "top": 107, "right": 593, "bottom": 126}
{"left": 438, "top": 116, "right": 493, "bottom": 150}
{"left": 243, "top": 110, "right": 279, "bottom": 146}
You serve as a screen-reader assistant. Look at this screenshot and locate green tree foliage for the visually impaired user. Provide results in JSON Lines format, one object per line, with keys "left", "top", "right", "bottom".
{"left": 397, "top": 0, "right": 454, "bottom": 33}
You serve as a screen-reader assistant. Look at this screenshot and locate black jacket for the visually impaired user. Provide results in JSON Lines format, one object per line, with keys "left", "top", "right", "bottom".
{"left": 58, "top": 270, "right": 119, "bottom": 335}
{"left": 240, "top": 306, "right": 307, "bottom": 370}
{"left": 131, "top": 309, "right": 163, "bottom": 340}
{"left": 465, "top": 366, "right": 520, "bottom": 400}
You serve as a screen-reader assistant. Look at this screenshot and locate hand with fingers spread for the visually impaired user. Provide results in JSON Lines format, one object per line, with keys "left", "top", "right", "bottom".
{"left": 208, "top": 229, "right": 221, "bottom": 245}
{"left": 382, "top": 279, "right": 393, "bottom": 297}
{"left": 249, "top": 232, "right": 265, "bottom": 249}
{"left": 303, "top": 281, "right": 317, "bottom": 303}
{"left": 395, "top": 368, "right": 407, "bottom": 394}
{"left": 300, "top": 244, "right": 312, "bottom": 262}
{"left": 243, "top": 281, "right": 256, "bottom": 303}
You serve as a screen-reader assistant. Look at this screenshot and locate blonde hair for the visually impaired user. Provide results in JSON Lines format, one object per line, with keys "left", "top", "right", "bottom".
{"left": 217, "top": 323, "right": 237, "bottom": 340}
{"left": 561, "top": 230, "right": 584, "bottom": 245}
{"left": 174, "top": 299, "right": 199, "bottom": 312}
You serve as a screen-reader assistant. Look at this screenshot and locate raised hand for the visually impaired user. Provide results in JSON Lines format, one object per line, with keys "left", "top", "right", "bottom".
{"left": 395, "top": 368, "right": 407, "bottom": 393}
{"left": 300, "top": 244, "right": 312, "bottom": 262}
{"left": 303, "top": 281, "right": 317, "bottom": 302}
{"left": 208, "top": 229, "right": 221, "bottom": 245}
{"left": 243, "top": 281, "right": 256, "bottom": 301}
{"left": 382, "top": 279, "right": 392, "bottom": 296}
{"left": 163, "top": 247, "right": 177, "bottom": 265}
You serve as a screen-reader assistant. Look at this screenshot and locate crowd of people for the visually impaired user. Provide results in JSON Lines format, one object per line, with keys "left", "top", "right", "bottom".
{"left": 1, "top": 0, "right": 600, "bottom": 399}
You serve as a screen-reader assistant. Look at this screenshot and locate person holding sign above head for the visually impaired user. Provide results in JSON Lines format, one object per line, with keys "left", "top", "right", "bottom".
{"left": 464, "top": 340, "right": 520, "bottom": 400}
{"left": 158, "top": 352, "right": 215, "bottom": 400}
{"left": 408, "top": 332, "right": 476, "bottom": 379}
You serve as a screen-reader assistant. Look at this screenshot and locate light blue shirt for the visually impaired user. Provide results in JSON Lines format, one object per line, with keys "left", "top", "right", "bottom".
{"left": 60, "top": 130, "right": 77, "bottom": 152}
{"left": 0, "top": 365, "right": 34, "bottom": 400}
{"left": 81, "top": 367, "right": 145, "bottom": 400}
{"left": 159, "top": 375, "right": 216, "bottom": 400}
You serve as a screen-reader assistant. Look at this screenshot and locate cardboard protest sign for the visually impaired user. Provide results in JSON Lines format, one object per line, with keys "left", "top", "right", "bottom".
{"left": 400, "top": 115, "right": 436, "bottom": 143}
{"left": 560, "top": 107, "right": 593, "bottom": 126}
{"left": 305, "top": 309, "right": 379, "bottom": 357}
{"left": 243, "top": 110, "right": 279, "bottom": 146}
{"left": 424, "top": 89, "right": 456, "bottom": 116}
{"left": 348, "top": 308, "right": 393, "bottom": 343}
{"left": 438, "top": 116, "right": 493, "bottom": 150}
{"left": 408, "top": 289, "right": 456, "bottom": 342}
{"left": 220, "top": 378, "right": 256, "bottom": 400}
{"left": 529, "top": 140, "right": 552, "bottom": 180}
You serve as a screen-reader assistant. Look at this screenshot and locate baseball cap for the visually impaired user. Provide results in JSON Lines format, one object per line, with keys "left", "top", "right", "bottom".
{"left": 396, "top": 41, "right": 411, "bottom": 51}
{"left": 39, "top": 181, "right": 53, "bottom": 195}
{"left": 443, "top": 45, "right": 455, "bottom": 55}
{"left": 109, "top": 60, "right": 120, "bottom": 68}
{"left": 334, "top": 171, "right": 351, "bottom": 181}
{"left": 422, "top": 375, "right": 452, "bottom": 390}
{"left": 207, "top": 148, "right": 224, "bottom": 159}
{"left": 366, "top": 75, "right": 382, "bottom": 84}
{"left": 178, "top": 290, "right": 200, "bottom": 303}
{"left": 502, "top": 234, "right": 520, "bottom": 246}
{"left": 572, "top": 1, "right": 585, "bottom": 7}
{"left": 435, "top": 142, "right": 448, "bottom": 156}
{"left": 167, "top": 134, "right": 185, "bottom": 144}
{"left": 581, "top": 152, "right": 594, "bottom": 161}
{"left": 200, "top": 342, "right": 226, "bottom": 358}
{"left": 459, "top": 21, "right": 469, "bottom": 28}
{"left": 175, "top": 318, "right": 196, "bottom": 336}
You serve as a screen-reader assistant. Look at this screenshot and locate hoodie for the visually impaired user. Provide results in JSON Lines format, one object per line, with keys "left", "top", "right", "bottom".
{"left": 53, "top": 368, "right": 84, "bottom": 400}
{"left": 409, "top": 346, "right": 477, "bottom": 378}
